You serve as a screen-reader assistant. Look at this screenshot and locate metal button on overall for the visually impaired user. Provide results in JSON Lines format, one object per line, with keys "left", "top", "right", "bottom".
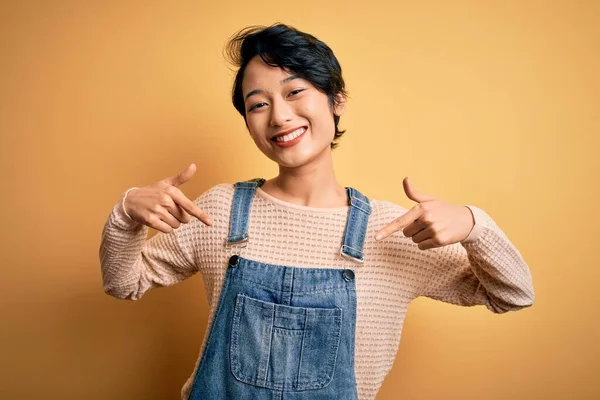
{"left": 343, "top": 269, "right": 355, "bottom": 282}
{"left": 228, "top": 255, "right": 239, "bottom": 267}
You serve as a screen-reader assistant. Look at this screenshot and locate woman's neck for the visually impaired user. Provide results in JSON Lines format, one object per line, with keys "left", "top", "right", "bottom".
{"left": 260, "top": 153, "right": 347, "bottom": 208}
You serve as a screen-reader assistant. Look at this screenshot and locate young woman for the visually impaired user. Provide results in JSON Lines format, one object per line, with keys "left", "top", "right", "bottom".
{"left": 99, "top": 23, "right": 535, "bottom": 400}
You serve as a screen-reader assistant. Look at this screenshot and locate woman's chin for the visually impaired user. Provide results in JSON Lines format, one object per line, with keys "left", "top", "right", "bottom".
{"left": 273, "top": 149, "right": 329, "bottom": 170}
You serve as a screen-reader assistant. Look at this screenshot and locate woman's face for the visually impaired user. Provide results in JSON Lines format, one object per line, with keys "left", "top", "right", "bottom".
{"left": 241, "top": 55, "right": 345, "bottom": 168}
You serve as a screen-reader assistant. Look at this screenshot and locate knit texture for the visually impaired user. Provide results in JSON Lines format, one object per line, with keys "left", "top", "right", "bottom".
{"left": 99, "top": 183, "right": 535, "bottom": 400}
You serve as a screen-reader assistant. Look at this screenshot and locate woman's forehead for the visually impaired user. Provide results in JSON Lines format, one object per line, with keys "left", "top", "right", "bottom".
{"left": 242, "top": 57, "right": 302, "bottom": 93}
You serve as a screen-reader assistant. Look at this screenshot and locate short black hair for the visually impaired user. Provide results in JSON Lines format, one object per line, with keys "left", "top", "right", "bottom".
{"left": 224, "top": 23, "right": 348, "bottom": 150}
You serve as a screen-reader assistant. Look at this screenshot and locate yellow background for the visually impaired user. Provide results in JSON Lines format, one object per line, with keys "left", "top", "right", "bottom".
{"left": 1, "top": 0, "right": 598, "bottom": 399}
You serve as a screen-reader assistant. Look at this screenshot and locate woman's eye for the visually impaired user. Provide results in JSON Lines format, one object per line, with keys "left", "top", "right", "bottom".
{"left": 249, "top": 102, "right": 266, "bottom": 112}
{"left": 289, "top": 89, "right": 305, "bottom": 97}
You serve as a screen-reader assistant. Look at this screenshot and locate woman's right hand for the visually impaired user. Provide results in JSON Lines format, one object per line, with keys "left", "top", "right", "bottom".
{"left": 123, "top": 163, "right": 213, "bottom": 233}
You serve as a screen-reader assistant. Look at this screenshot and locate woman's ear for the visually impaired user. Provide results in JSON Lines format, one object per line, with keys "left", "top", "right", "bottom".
{"left": 333, "top": 93, "right": 346, "bottom": 116}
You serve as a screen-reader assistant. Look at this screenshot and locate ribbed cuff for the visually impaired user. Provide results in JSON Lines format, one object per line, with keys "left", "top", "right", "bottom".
{"left": 461, "top": 205, "right": 490, "bottom": 244}
{"left": 121, "top": 187, "right": 138, "bottom": 220}
{"left": 111, "top": 187, "right": 143, "bottom": 230}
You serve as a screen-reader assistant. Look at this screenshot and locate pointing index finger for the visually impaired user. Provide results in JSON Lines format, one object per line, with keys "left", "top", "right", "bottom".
{"left": 375, "top": 205, "right": 422, "bottom": 240}
{"left": 170, "top": 189, "right": 213, "bottom": 226}
{"left": 394, "top": 205, "right": 423, "bottom": 229}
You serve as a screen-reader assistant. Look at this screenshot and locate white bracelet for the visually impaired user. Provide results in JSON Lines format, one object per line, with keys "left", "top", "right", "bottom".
{"left": 122, "top": 187, "right": 139, "bottom": 220}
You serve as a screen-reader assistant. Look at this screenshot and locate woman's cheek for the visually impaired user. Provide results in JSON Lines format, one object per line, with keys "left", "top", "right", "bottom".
{"left": 300, "top": 104, "right": 314, "bottom": 115}
{"left": 247, "top": 120, "right": 262, "bottom": 139}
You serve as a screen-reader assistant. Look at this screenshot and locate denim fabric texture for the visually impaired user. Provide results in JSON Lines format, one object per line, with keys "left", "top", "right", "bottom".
{"left": 188, "top": 178, "right": 371, "bottom": 399}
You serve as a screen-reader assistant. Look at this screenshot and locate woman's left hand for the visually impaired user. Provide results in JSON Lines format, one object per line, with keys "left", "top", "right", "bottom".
{"left": 375, "top": 177, "right": 476, "bottom": 250}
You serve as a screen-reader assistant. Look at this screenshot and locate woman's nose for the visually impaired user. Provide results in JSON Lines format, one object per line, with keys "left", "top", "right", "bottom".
{"left": 269, "top": 98, "right": 293, "bottom": 127}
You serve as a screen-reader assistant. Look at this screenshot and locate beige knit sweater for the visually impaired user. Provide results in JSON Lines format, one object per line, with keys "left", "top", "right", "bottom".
{"left": 99, "top": 182, "right": 535, "bottom": 400}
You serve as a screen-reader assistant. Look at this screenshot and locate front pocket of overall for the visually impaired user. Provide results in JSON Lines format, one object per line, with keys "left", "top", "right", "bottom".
{"left": 230, "top": 293, "right": 343, "bottom": 391}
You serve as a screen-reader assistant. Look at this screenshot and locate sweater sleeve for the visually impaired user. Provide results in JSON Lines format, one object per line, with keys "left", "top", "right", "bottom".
{"left": 416, "top": 205, "right": 535, "bottom": 314}
{"left": 98, "top": 187, "right": 203, "bottom": 301}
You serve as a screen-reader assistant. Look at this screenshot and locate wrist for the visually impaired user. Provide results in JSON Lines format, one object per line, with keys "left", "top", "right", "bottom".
{"left": 121, "top": 187, "right": 138, "bottom": 221}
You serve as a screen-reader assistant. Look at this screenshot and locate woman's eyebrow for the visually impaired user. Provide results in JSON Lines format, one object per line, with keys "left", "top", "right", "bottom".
{"left": 244, "top": 74, "right": 301, "bottom": 102}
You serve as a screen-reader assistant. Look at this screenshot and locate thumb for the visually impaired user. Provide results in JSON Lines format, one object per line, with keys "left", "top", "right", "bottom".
{"left": 165, "top": 163, "right": 196, "bottom": 187}
{"left": 403, "top": 177, "right": 435, "bottom": 203}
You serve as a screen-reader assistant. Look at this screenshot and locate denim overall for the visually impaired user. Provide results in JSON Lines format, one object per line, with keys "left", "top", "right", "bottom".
{"left": 188, "top": 178, "right": 371, "bottom": 400}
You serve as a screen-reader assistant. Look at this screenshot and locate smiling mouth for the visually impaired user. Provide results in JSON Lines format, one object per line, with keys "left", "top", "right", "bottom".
{"left": 271, "top": 126, "right": 307, "bottom": 143}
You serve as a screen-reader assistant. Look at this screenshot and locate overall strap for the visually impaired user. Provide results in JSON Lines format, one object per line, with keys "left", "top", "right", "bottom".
{"left": 340, "top": 187, "right": 372, "bottom": 263}
{"left": 226, "top": 178, "right": 265, "bottom": 246}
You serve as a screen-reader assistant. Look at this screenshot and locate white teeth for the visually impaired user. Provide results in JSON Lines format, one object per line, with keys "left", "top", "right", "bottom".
{"left": 274, "top": 127, "right": 306, "bottom": 142}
